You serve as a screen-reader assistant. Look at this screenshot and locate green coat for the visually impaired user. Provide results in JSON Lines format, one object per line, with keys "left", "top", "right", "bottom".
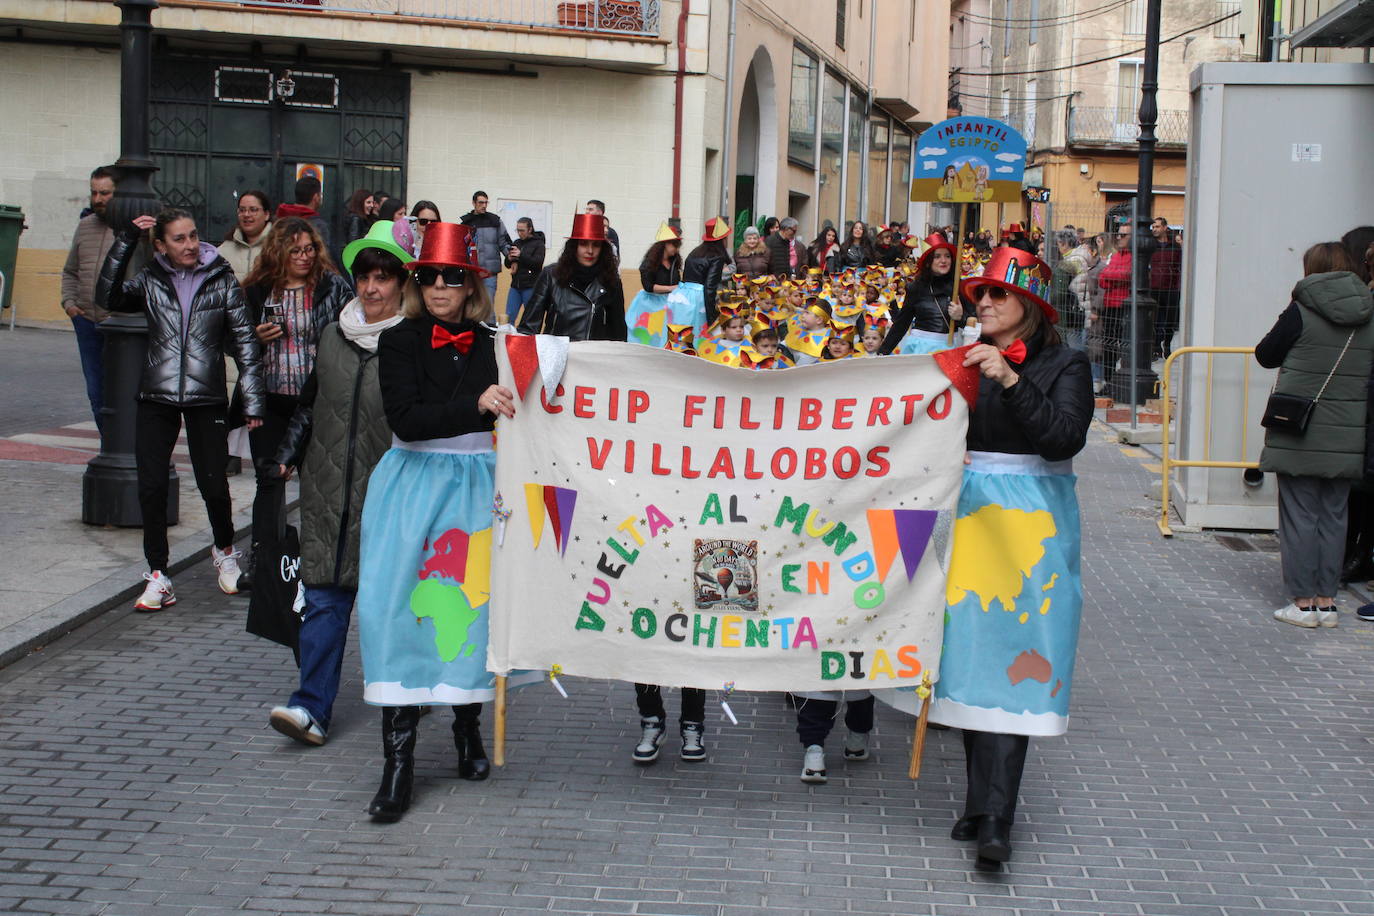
{"left": 1259, "top": 271, "right": 1374, "bottom": 479}
{"left": 278, "top": 321, "right": 394, "bottom": 589}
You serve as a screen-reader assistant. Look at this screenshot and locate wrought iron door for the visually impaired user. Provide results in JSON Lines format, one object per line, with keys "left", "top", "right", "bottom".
{"left": 149, "top": 57, "right": 409, "bottom": 246}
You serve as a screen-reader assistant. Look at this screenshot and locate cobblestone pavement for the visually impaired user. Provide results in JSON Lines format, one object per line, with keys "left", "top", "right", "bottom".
{"left": 0, "top": 326, "right": 91, "bottom": 437}
{"left": 2, "top": 428, "right": 1373, "bottom": 916}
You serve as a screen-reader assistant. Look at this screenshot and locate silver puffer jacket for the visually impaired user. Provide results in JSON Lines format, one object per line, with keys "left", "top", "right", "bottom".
{"left": 100, "top": 233, "right": 264, "bottom": 416}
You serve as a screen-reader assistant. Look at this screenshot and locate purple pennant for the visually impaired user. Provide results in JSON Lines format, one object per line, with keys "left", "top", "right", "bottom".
{"left": 554, "top": 487, "right": 578, "bottom": 556}
{"left": 893, "top": 509, "right": 939, "bottom": 581}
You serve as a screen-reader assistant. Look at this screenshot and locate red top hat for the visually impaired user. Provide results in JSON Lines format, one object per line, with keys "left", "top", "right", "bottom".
{"left": 569, "top": 213, "right": 608, "bottom": 242}
{"left": 916, "top": 232, "right": 957, "bottom": 273}
{"left": 960, "top": 247, "right": 1056, "bottom": 324}
{"left": 406, "top": 222, "right": 489, "bottom": 276}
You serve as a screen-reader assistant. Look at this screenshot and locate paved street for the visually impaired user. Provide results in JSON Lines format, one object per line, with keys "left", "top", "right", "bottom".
{"left": 2, "top": 422, "right": 1374, "bottom": 915}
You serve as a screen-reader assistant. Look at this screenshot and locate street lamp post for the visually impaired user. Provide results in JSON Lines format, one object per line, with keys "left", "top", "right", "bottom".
{"left": 1114, "top": 0, "right": 1162, "bottom": 407}
{"left": 82, "top": 0, "right": 176, "bottom": 527}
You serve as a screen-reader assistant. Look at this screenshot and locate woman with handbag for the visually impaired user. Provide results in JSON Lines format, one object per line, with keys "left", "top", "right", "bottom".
{"left": 1256, "top": 242, "right": 1374, "bottom": 628}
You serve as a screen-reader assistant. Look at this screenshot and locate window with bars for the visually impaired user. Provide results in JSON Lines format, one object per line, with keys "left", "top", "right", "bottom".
{"left": 1214, "top": 0, "right": 1241, "bottom": 37}
{"left": 1123, "top": 0, "right": 1145, "bottom": 35}
{"left": 836, "top": 0, "right": 846, "bottom": 48}
{"left": 1025, "top": 79, "right": 1037, "bottom": 143}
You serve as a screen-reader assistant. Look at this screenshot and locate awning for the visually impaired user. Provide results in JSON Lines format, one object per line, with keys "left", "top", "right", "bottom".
{"left": 1291, "top": 0, "right": 1374, "bottom": 48}
{"left": 1097, "top": 182, "right": 1185, "bottom": 196}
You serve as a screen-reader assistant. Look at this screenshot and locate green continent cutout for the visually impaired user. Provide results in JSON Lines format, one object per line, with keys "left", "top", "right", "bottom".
{"left": 410, "top": 578, "right": 479, "bottom": 663}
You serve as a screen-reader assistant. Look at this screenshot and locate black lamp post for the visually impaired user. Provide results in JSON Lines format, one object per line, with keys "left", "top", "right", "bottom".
{"left": 82, "top": 0, "right": 178, "bottom": 526}
{"left": 1112, "top": 0, "right": 1163, "bottom": 407}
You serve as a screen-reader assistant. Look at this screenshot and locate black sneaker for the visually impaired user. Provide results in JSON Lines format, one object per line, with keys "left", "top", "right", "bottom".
{"left": 1356, "top": 603, "right": 1374, "bottom": 622}
{"left": 680, "top": 722, "right": 706, "bottom": 761}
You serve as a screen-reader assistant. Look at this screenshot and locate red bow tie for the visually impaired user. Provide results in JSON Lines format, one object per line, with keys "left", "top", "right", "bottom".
{"left": 1000, "top": 339, "right": 1027, "bottom": 364}
{"left": 431, "top": 325, "right": 474, "bottom": 353}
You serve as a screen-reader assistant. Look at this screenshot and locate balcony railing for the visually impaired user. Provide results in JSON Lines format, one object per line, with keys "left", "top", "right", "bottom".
{"left": 226, "top": 0, "right": 661, "bottom": 37}
{"left": 1067, "top": 106, "right": 1189, "bottom": 149}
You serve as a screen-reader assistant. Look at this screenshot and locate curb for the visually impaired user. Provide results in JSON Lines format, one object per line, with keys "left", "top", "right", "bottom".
{"left": 0, "top": 498, "right": 297, "bottom": 672}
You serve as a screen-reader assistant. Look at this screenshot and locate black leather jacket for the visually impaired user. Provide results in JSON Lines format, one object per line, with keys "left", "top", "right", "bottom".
{"left": 518, "top": 265, "right": 627, "bottom": 341}
{"left": 881, "top": 274, "right": 958, "bottom": 353}
{"left": 101, "top": 233, "right": 264, "bottom": 416}
{"left": 681, "top": 253, "right": 725, "bottom": 323}
{"left": 967, "top": 327, "right": 1094, "bottom": 461}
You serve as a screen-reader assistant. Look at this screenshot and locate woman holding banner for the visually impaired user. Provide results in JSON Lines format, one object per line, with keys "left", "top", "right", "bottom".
{"left": 937, "top": 247, "right": 1093, "bottom": 870}
{"left": 355, "top": 222, "right": 529, "bottom": 822}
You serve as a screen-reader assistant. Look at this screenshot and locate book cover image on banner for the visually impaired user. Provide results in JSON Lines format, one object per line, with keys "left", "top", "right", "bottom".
{"left": 488, "top": 339, "right": 971, "bottom": 693}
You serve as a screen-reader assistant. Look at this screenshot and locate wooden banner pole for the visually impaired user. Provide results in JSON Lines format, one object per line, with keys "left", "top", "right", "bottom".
{"left": 494, "top": 675, "right": 507, "bottom": 767}
{"left": 947, "top": 203, "right": 967, "bottom": 345}
{"left": 907, "top": 691, "right": 933, "bottom": 780}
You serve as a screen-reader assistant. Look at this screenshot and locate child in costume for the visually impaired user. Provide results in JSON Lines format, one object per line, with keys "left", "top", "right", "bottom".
{"left": 822, "top": 324, "right": 859, "bottom": 360}
{"left": 785, "top": 296, "right": 831, "bottom": 366}
{"left": 860, "top": 324, "right": 884, "bottom": 356}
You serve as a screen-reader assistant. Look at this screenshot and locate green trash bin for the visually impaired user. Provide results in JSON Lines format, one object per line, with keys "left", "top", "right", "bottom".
{"left": 0, "top": 205, "right": 25, "bottom": 315}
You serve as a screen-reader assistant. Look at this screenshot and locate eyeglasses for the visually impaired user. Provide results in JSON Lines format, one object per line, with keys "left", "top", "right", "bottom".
{"left": 288, "top": 245, "right": 316, "bottom": 258}
{"left": 415, "top": 217, "right": 436, "bottom": 227}
{"left": 416, "top": 266, "right": 467, "bottom": 287}
{"left": 980, "top": 286, "right": 1011, "bottom": 302}
{"left": 238, "top": 206, "right": 264, "bottom": 215}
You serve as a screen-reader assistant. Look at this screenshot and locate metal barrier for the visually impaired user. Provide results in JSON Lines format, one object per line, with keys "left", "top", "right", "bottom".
{"left": 1157, "top": 345, "right": 1257, "bottom": 537}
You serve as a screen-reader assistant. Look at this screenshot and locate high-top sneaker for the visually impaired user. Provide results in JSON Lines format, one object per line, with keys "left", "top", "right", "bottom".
{"left": 680, "top": 722, "right": 706, "bottom": 762}
{"left": 843, "top": 730, "right": 870, "bottom": 761}
{"left": 633, "top": 716, "right": 665, "bottom": 764}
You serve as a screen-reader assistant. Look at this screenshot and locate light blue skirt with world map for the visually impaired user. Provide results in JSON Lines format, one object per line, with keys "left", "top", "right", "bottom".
{"left": 356, "top": 433, "right": 543, "bottom": 705}
{"left": 931, "top": 451, "right": 1083, "bottom": 736}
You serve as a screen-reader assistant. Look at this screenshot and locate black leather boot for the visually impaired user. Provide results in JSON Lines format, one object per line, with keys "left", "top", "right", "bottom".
{"left": 950, "top": 815, "right": 979, "bottom": 841}
{"left": 452, "top": 704, "right": 490, "bottom": 781}
{"left": 976, "top": 815, "right": 1013, "bottom": 863}
{"left": 368, "top": 706, "right": 419, "bottom": 822}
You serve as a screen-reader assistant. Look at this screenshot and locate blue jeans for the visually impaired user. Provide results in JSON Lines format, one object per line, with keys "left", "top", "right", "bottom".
{"left": 71, "top": 315, "right": 104, "bottom": 430}
{"left": 289, "top": 585, "right": 355, "bottom": 731}
{"left": 506, "top": 285, "right": 535, "bottom": 323}
{"left": 483, "top": 276, "right": 498, "bottom": 303}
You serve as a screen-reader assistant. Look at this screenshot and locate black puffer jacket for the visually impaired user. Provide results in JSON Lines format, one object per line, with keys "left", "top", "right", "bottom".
{"left": 275, "top": 321, "right": 392, "bottom": 589}
{"left": 881, "top": 273, "right": 959, "bottom": 353}
{"left": 506, "top": 231, "right": 547, "bottom": 290}
{"left": 518, "top": 265, "right": 626, "bottom": 341}
{"left": 967, "top": 327, "right": 1094, "bottom": 461}
{"left": 102, "top": 233, "right": 264, "bottom": 416}
{"left": 682, "top": 253, "right": 725, "bottom": 323}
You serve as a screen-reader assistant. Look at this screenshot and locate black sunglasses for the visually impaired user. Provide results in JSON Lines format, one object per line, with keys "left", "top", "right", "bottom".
{"left": 981, "top": 286, "right": 1011, "bottom": 302}
{"left": 416, "top": 266, "right": 467, "bottom": 287}
{"left": 415, "top": 217, "right": 436, "bottom": 227}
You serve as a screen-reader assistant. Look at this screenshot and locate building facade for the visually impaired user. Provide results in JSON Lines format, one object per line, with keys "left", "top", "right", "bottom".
{"left": 977, "top": 0, "right": 1243, "bottom": 234}
{"left": 0, "top": 0, "right": 947, "bottom": 327}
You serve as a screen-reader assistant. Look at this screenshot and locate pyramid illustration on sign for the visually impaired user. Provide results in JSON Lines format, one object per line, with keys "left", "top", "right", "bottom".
{"left": 866, "top": 509, "right": 939, "bottom": 582}
{"left": 524, "top": 483, "right": 578, "bottom": 555}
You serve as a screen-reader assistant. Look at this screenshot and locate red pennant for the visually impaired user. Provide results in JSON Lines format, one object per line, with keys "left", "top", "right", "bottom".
{"left": 505, "top": 334, "right": 540, "bottom": 399}
{"left": 932, "top": 344, "right": 981, "bottom": 408}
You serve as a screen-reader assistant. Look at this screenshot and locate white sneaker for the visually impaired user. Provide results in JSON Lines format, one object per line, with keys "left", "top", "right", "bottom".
{"left": 212, "top": 545, "right": 243, "bottom": 595}
{"left": 1316, "top": 607, "right": 1339, "bottom": 628}
{"left": 800, "top": 744, "right": 827, "bottom": 783}
{"left": 633, "top": 716, "right": 665, "bottom": 764}
{"left": 134, "top": 571, "right": 176, "bottom": 612}
{"left": 269, "top": 705, "right": 327, "bottom": 746}
{"left": 843, "top": 730, "right": 870, "bottom": 761}
{"left": 1273, "top": 603, "right": 1317, "bottom": 628}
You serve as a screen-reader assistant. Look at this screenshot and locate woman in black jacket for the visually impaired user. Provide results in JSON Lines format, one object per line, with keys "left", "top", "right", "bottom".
{"left": 625, "top": 224, "right": 685, "bottom": 347}
{"left": 880, "top": 234, "right": 962, "bottom": 355}
{"left": 934, "top": 247, "right": 1093, "bottom": 871}
{"left": 679, "top": 217, "right": 731, "bottom": 327}
{"left": 808, "top": 225, "right": 841, "bottom": 275}
{"left": 518, "top": 214, "right": 626, "bottom": 341}
{"left": 840, "top": 220, "right": 874, "bottom": 269}
{"left": 103, "top": 208, "right": 265, "bottom": 610}
{"left": 239, "top": 217, "right": 353, "bottom": 587}
{"left": 354, "top": 222, "right": 537, "bottom": 823}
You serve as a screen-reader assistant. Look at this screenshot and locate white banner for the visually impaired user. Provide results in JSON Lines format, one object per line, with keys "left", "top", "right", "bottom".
{"left": 488, "top": 338, "right": 971, "bottom": 693}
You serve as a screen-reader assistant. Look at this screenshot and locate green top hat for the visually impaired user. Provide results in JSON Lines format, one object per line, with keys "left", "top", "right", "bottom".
{"left": 342, "top": 220, "right": 414, "bottom": 275}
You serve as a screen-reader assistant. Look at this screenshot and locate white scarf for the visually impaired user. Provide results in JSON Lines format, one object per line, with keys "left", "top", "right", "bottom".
{"left": 337, "top": 297, "right": 403, "bottom": 352}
